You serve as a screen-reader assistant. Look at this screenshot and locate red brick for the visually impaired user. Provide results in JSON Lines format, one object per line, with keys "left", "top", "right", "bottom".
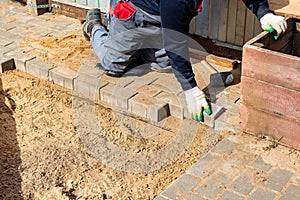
{"left": 242, "top": 45, "right": 300, "bottom": 91}
{"left": 240, "top": 104, "right": 300, "bottom": 150}
{"left": 241, "top": 76, "right": 300, "bottom": 120}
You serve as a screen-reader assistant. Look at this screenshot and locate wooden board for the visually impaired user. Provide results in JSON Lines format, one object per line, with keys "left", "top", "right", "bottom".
{"left": 242, "top": 44, "right": 300, "bottom": 91}
{"left": 217, "top": 0, "right": 228, "bottom": 42}
{"left": 241, "top": 18, "right": 300, "bottom": 150}
{"left": 27, "top": 0, "right": 49, "bottom": 16}
{"left": 226, "top": 0, "right": 237, "bottom": 44}
{"left": 293, "top": 22, "right": 300, "bottom": 56}
{"left": 241, "top": 76, "right": 300, "bottom": 120}
{"left": 240, "top": 104, "right": 300, "bottom": 150}
{"left": 209, "top": 0, "right": 220, "bottom": 39}
{"left": 197, "top": 0, "right": 210, "bottom": 37}
{"left": 244, "top": 9, "right": 256, "bottom": 43}
{"left": 235, "top": 0, "right": 247, "bottom": 46}
{"left": 269, "top": 0, "right": 300, "bottom": 19}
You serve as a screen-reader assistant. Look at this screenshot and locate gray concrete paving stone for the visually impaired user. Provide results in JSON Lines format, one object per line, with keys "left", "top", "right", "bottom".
{"left": 3, "top": 43, "right": 20, "bottom": 54}
{"left": 249, "top": 188, "right": 276, "bottom": 200}
{"left": 161, "top": 174, "right": 200, "bottom": 200}
{"left": 203, "top": 103, "right": 225, "bottom": 128}
{"left": 74, "top": 73, "right": 108, "bottom": 100}
{"left": 265, "top": 168, "right": 294, "bottom": 192}
{"left": 226, "top": 150, "right": 257, "bottom": 166}
{"left": 77, "top": 65, "right": 103, "bottom": 79}
{"left": 128, "top": 93, "right": 169, "bottom": 121}
{"left": 111, "top": 85, "right": 138, "bottom": 110}
{"left": 138, "top": 85, "right": 162, "bottom": 97}
{"left": 99, "top": 83, "right": 117, "bottom": 105}
{"left": 49, "top": 66, "right": 78, "bottom": 89}
{"left": 151, "top": 74, "right": 183, "bottom": 96}
{"left": 229, "top": 170, "right": 255, "bottom": 195}
{"left": 154, "top": 195, "right": 168, "bottom": 200}
{"left": 252, "top": 156, "right": 272, "bottom": 172}
{"left": 125, "top": 75, "right": 158, "bottom": 91}
{"left": 26, "top": 58, "right": 55, "bottom": 80}
{"left": 155, "top": 91, "right": 184, "bottom": 119}
{"left": 7, "top": 26, "right": 34, "bottom": 37}
{"left": 219, "top": 160, "right": 244, "bottom": 177}
{"left": 210, "top": 138, "right": 238, "bottom": 156}
{"left": 194, "top": 171, "right": 231, "bottom": 199}
{"left": 0, "top": 29, "right": 23, "bottom": 41}
{"left": 214, "top": 118, "right": 238, "bottom": 132}
{"left": 148, "top": 102, "right": 169, "bottom": 122}
{"left": 0, "top": 22, "right": 15, "bottom": 32}
{"left": 101, "top": 74, "right": 135, "bottom": 88}
{"left": 279, "top": 184, "right": 300, "bottom": 200}
{"left": 186, "top": 194, "right": 207, "bottom": 200}
{"left": 26, "top": 18, "right": 50, "bottom": 27}
{"left": 186, "top": 153, "right": 221, "bottom": 179}
{"left": 217, "top": 191, "right": 244, "bottom": 200}
{"left": 4, "top": 50, "right": 36, "bottom": 72}
{"left": 28, "top": 26, "right": 53, "bottom": 37}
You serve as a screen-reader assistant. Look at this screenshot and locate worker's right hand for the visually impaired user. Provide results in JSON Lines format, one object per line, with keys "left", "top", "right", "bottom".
{"left": 184, "top": 86, "right": 211, "bottom": 122}
{"left": 260, "top": 13, "right": 287, "bottom": 38}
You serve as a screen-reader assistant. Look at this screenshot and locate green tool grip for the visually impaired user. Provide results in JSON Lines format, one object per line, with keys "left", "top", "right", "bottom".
{"left": 264, "top": 27, "right": 279, "bottom": 40}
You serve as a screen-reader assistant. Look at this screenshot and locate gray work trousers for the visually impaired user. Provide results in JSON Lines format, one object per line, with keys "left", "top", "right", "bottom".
{"left": 91, "top": 2, "right": 166, "bottom": 73}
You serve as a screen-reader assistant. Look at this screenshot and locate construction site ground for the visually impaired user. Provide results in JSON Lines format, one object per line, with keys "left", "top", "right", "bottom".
{"left": 0, "top": 1, "right": 299, "bottom": 200}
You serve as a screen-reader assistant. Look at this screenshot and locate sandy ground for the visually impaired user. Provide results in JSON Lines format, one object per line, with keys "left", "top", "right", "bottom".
{"left": 19, "top": 30, "right": 92, "bottom": 72}
{"left": 0, "top": 70, "right": 221, "bottom": 199}
{"left": 0, "top": 18, "right": 223, "bottom": 199}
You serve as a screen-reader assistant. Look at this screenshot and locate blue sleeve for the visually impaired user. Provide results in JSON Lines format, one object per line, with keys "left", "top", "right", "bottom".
{"left": 242, "top": 0, "right": 272, "bottom": 19}
{"left": 160, "top": 0, "right": 200, "bottom": 91}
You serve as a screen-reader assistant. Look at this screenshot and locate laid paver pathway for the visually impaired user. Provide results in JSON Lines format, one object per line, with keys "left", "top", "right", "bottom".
{"left": 156, "top": 133, "right": 300, "bottom": 200}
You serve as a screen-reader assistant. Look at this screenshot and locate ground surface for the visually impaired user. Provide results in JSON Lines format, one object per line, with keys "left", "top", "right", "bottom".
{"left": 0, "top": 70, "right": 221, "bottom": 199}
{"left": 18, "top": 24, "right": 92, "bottom": 72}
{"left": 1, "top": 2, "right": 299, "bottom": 200}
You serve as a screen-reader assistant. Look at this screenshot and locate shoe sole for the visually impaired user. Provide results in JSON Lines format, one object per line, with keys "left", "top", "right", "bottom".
{"left": 96, "top": 63, "right": 124, "bottom": 77}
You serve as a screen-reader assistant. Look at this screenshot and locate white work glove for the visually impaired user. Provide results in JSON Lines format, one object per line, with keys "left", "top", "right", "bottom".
{"left": 260, "top": 13, "right": 287, "bottom": 39}
{"left": 184, "top": 86, "right": 211, "bottom": 122}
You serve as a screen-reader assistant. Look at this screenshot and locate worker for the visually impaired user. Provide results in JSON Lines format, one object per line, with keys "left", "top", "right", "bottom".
{"left": 82, "top": 0, "right": 287, "bottom": 122}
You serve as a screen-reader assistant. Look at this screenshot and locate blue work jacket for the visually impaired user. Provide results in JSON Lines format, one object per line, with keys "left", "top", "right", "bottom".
{"left": 130, "top": 0, "right": 272, "bottom": 90}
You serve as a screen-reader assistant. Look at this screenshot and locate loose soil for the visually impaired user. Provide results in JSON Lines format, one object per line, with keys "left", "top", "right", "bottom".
{"left": 19, "top": 32, "right": 92, "bottom": 72}
{"left": 0, "top": 70, "right": 221, "bottom": 199}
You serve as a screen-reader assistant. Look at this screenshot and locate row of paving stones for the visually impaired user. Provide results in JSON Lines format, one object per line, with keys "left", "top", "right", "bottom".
{"left": 156, "top": 134, "right": 300, "bottom": 200}
{"left": 0, "top": 2, "right": 238, "bottom": 129}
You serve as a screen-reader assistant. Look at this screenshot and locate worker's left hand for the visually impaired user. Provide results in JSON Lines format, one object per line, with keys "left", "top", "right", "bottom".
{"left": 260, "top": 13, "right": 287, "bottom": 37}
{"left": 184, "top": 86, "right": 211, "bottom": 122}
